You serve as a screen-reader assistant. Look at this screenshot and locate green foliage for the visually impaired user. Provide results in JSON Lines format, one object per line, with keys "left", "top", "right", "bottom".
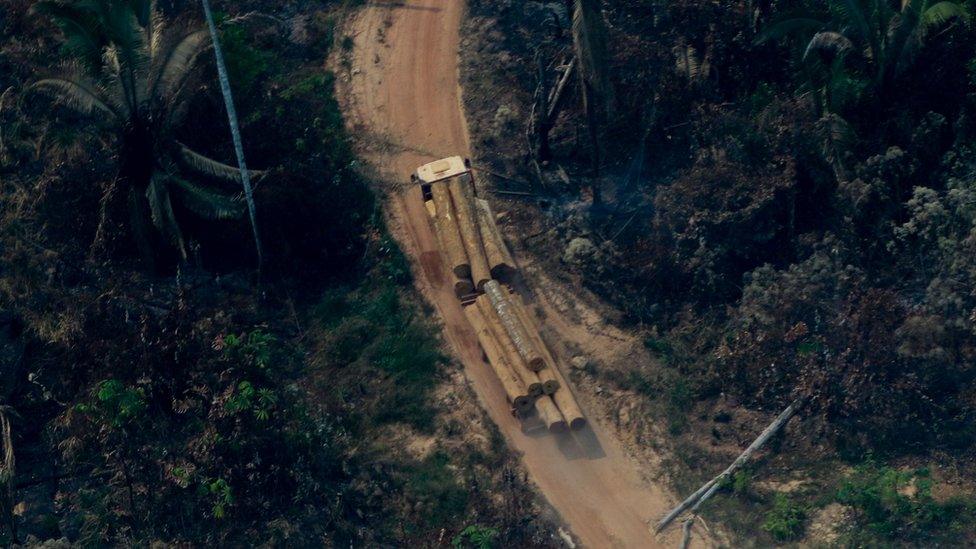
{"left": 221, "top": 22, "right": 271, "bottom": 93}
{"left": 643, "top": 336, "right": 674, "bottom": 363}
{"left": 731, "top": 470, "right": 752, "bottom": 496}
{"left": 452, "top": 524, "right": 500, "bottom": 549}
{"left": 836, "top": 463, "right": 975, "bottom": 544}
{"left": 204, "top": 478, "right": 234, "bottom": 520}
{"left": 221, "top": 329, "right": 276, "bottom": 370}
{"left": 310, "top": 246, "right": 442, "bottom": 431}
{"left": 404, "top": 451, "right": 469, "bottom": 530}
{"left": 77, "top": 379, "right": 147, "bottom": 428}
{"left": 762, "top": 493, "right": 806, "bottom": 541}
{"left": 224, "top": 381, "right": 277, "bottom": 420}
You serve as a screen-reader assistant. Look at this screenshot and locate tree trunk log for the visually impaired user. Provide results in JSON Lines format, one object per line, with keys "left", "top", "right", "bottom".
{"left": 475, "top": 198, "right": 516, "bottom": 280}
{"left": 536, "top": 395, "right": 568, "bottom": 433}
{"left": 448, "top": 174, "right": 492, "bottom": 289}
{"left": 426, "top": 198, "right": 475, "bottom": 297}
{"left": 464, "top": 305, "right": 534, "bottom": 416}
{"left": 476, "top": 295, "right": 543, "bottom": 397}
{"left": 431, "top": 181, "right": 470, "bottom": 279}
{"left": 484, "top": 281, "right": 545, "bottom": 370}
{"left": 656, "top": 398, "right": 804, "bottom": 533}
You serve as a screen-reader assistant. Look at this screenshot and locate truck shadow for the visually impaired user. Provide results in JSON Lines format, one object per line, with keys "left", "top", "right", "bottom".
{"left": 549, "top": 426, "right": 607, "bottom": 461}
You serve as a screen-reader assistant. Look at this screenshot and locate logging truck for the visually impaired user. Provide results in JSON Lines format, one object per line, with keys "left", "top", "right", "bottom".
{"left": 413, "top": 157, "right": 585, "bottom": 434}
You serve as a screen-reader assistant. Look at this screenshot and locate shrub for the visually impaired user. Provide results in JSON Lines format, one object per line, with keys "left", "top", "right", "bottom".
{"left": 762, "top": 493, "right": 806, "bottom": 541}
{"left": 837, "top": 463, "right": 975, "bottom": 544}
{"left": 453, "top": 524, "right": 500, "bottom": 549}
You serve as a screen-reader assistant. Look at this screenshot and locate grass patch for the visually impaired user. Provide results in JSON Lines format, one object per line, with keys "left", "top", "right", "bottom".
{"left": 403, "top": 451, "right": 470, "bottom": 533}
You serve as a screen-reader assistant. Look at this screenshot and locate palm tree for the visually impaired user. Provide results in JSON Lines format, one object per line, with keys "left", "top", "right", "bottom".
{"left": 31, "top": 0, "right": 257, "bottom": 266}
{"left": 757, "top": 0, "right": 969, "bottom": 108}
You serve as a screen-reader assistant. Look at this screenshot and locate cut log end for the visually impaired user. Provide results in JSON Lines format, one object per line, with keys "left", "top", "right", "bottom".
{"left": 453, "top": 264, "right": 472, "bottom": 279}
{"left": 453, "top": 279, "right": 475, "bottom": 298}
{"left": 527, "top": 357, "right": 545, "bottom": 371}
{"left": 569, "top": 417, "right": 587, "bottom": 430}
{"left": 512, "top": 395, "right": 534, "bottom": 416}
{"left": 542, "top": 379, "right": 560, "bottom": 394}
{"left": 549, "top": 420, "right": 569, "bottom": 433}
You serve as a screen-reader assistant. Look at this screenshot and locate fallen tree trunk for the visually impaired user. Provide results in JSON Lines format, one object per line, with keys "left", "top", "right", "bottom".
{"left": 431, "top": 181, "right": 470, "bottom": 279}
{"left": 476, "top": 295, "right": 543, "bottom": 397}
{"left": 448, "top": 174, "right": 491, "bottom": 289}
{"left": 475, "top": 198, "right": 517, "bottom": 280}
{"left": 464, "top": 305, "right": 534, "bottom": 416}
{"left": 511, "top": 295, "right": 585, "bottom": 430}
{"left": 484, "top": 280, "right": 545, "bottom": 370}
{"left": 427, "top": 199, "right": 475, "bottom": 297}
{"left": 656, "top": 398, "right": 804, "bottom": 533}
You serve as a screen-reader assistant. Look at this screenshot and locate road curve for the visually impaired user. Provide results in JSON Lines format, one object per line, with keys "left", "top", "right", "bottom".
{"left": 338, "top": 2, "right": 690, "bottom": 547}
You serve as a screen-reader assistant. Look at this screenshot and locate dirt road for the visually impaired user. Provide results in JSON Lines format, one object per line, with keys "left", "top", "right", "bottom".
{"left": 339, "top": 2, "right": 691, "bottom": 547}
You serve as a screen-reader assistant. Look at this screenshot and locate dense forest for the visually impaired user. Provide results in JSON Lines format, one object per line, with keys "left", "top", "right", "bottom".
{"left": 461, "top": 0, "right": 976, "bottom": 545}
{"left": 0, "top": 0, "right": 557, "bottom": 545}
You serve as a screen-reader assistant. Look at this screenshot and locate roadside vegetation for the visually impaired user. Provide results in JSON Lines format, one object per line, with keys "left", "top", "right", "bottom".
{"left": 462, "top": 0, "right": 976, "bottom": 544}
{"left": 0, "top": 0, "right": 556, "bottom": 545}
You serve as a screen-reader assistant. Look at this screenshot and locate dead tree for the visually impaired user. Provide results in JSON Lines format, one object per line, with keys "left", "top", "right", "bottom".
{"left": 657, "top": 398, "right": 805, "bottom": 541}
{"left": 571, "top": 0, "right": 613, "bottom": 205}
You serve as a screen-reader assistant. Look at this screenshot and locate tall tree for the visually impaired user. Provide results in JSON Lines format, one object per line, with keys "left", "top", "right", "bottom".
{"left": 200, "top": 0, "right": 264, "bottom": 269}
{"left": 32, "top": 0, "right": 257, "bottom": 267}
{"left": 571, "top": 0, "right": 613, "bottom": 206}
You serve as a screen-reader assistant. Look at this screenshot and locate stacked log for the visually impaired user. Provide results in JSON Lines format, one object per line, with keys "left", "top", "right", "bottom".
{"left": 475, "top": 198, "right": 516, "bottom": 280}
{"left": 536, "top": 396, "right": 568, "bottom": 433}
{"left": 476, "top": 295, "right": 543, "bottom": 397}
{"left": 426, "top": 197, "right": 475, "bottom": 297}
{"left": 483, "top": 281, "right": 545, "bottom": 370}
{"left": 448, "top": 174, "right": 492, "bottom": 290}
{"left": 431, "top": 181, "right": 470, "bottom": 279}
{"left": 511, "top": 295, "right": 586, "bottom": 430}
{"left": 464, "top": 305, "right": 534, "bottom": 416}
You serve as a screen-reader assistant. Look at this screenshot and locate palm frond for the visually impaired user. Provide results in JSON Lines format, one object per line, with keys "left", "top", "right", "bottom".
{"left": 150, "top": 29, "right": 210, "bottom": 102}
{"left": 31, "top": 74, "right": 120, "bottom": 119}
{"left": 815, "top": 113, "right": 856, "bottom": 181}
{"left": 32, "top": 1, "right": 106, "bottom": 69}
{"left": 755, "top": 15, "right": 827, "bottom": 45}
{"left": 572, "top": 0, "right": 614, "bottom": 112}
{"left": 804, "top": 31, "right": 855, "bottom": 60}
{"left": 178, "top": 144, "right": 265, "bottom": 182}
{"left": 147, "top": 172, "right": 187, "bottom": 260}
{"left": 920, "top": 1, "right": 968, "bottom": 35}
{"left": 168, "top": 176, "right": 246, "bottom": 220}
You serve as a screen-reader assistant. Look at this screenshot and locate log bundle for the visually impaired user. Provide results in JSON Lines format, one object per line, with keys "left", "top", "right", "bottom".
{"left": 476, "top": 295, "right": 543, "bottom": 397}
{"left": 464, "top": 305, "right": 534, "bottom": 416}
{"left": 419, "top": 170, "right": 585, "bottom": 432}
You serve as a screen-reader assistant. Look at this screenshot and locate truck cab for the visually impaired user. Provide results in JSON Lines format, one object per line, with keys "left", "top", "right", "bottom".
{"left": 411, "top": 156, "right": 472, "bottom": 200}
